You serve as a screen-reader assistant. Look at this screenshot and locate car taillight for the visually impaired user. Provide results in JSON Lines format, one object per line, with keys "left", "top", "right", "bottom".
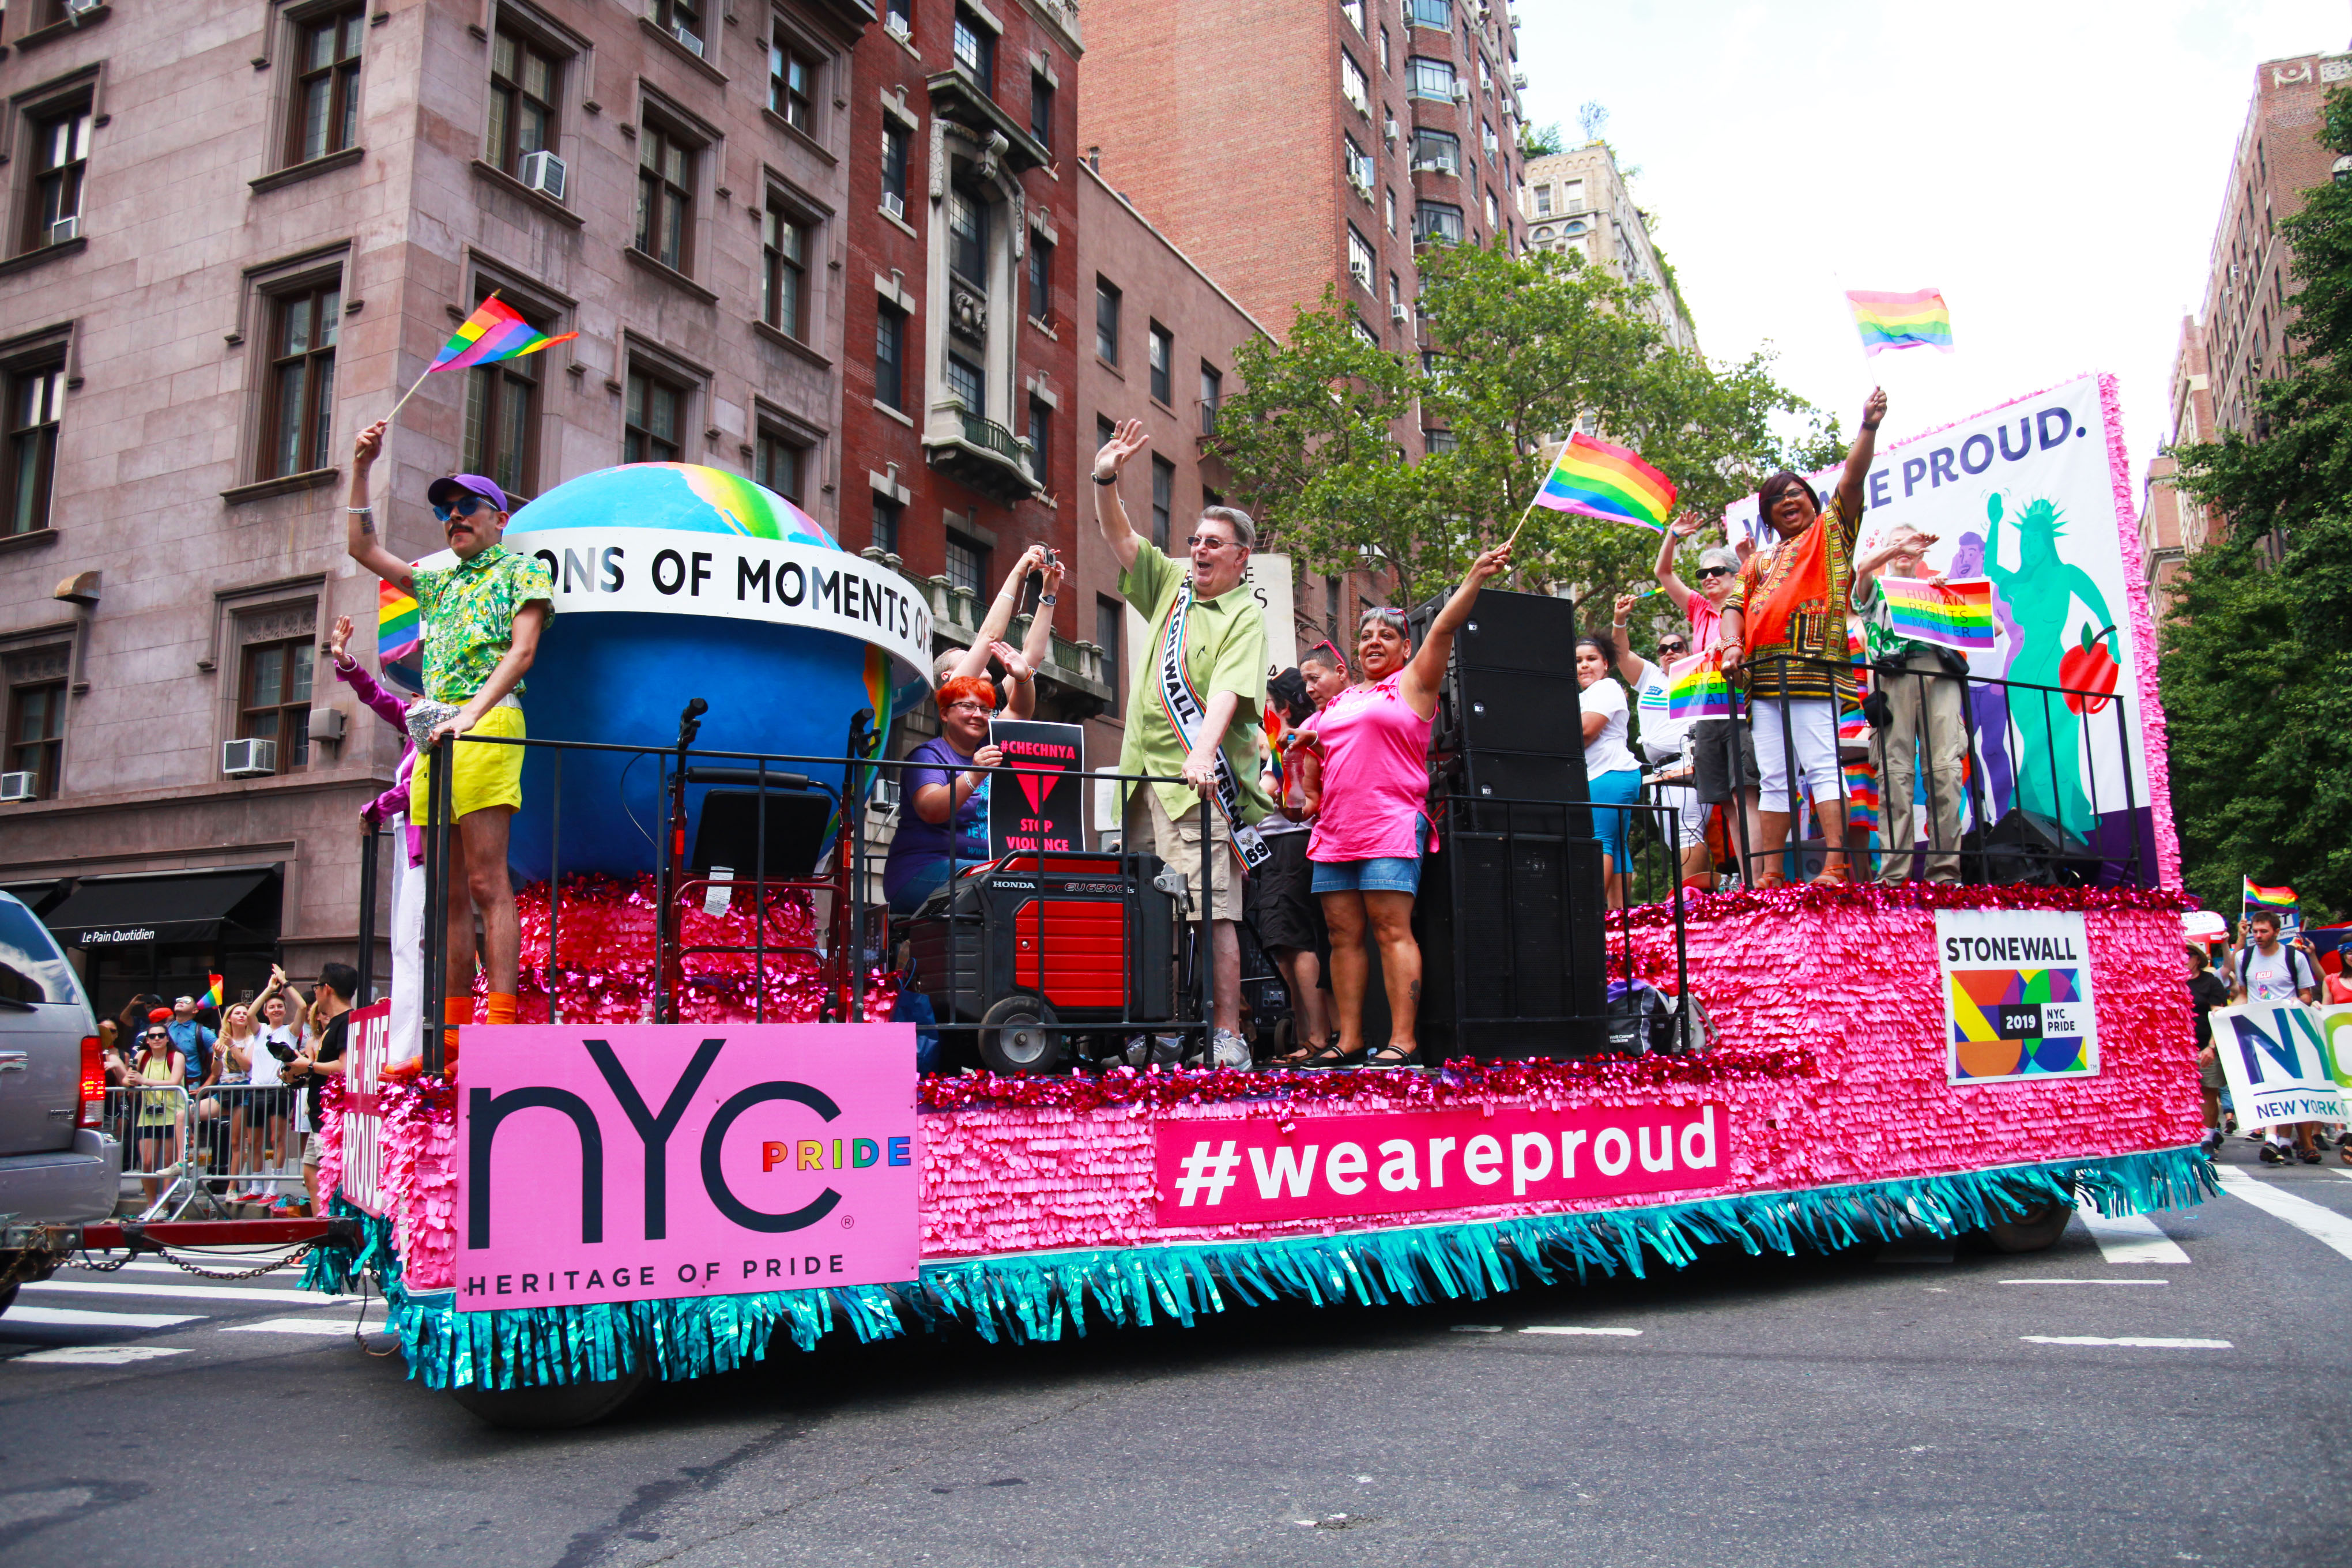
{"left": 78, "top": 1035, "right": 104, "bottom": 1129}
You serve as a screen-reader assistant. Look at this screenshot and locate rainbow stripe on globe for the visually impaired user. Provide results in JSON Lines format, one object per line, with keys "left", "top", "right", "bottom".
{"left": 1846, "top": 288, "right": 1954, "bottom": 356}
{"left": 1878, "top": 576, "right": 1996, "bottom": 650}
{"left": 1532, "top": 434, "right": 1678, "bottom": 532}
{"left": 1667, "top": 654, "right": 1731, "bottom": 721}
{"left": 430, "top": 294, "right": 578, "bottom": 372}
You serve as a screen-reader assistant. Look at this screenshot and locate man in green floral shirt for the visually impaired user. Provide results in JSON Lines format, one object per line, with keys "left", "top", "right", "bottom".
{"left": 344, "top": 417, "right": 552, "bottom": 1043}
{"left": 1850, "top": 522, "right": 1966, "bottom": 884}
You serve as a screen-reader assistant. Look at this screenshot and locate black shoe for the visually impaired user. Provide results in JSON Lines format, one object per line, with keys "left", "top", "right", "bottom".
{"left": 2259, "top": 1144, "right": 2287, "bottom": 1164}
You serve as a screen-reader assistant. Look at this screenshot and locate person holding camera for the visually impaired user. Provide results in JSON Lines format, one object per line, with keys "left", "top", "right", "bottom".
{"left": 1852, "top": 523, "right": 1969, "bottom": 883}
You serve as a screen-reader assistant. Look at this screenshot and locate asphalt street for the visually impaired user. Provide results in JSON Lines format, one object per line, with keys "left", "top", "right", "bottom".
{"left": 5, "top": 1139, "right": 2348, "bottom": 1568}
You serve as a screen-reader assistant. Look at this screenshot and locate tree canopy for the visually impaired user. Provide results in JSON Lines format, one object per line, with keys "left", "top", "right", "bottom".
{"left": 2161, "top": 85, "right": 2352, "bottom": 918}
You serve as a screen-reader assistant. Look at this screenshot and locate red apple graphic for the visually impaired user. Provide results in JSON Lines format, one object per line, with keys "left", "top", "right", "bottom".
{"left": 2061, "top": 625, "right": 2120, "bottom": 715}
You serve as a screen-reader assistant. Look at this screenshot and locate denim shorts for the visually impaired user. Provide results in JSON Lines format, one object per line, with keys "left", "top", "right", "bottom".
{"left": 1311, "top": 854, "right": 1423, "bottom": 896}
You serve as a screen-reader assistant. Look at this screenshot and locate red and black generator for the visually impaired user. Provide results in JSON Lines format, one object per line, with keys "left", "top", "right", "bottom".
{"left": 902, "top": 851, "right": 1184, "bottom": 1073}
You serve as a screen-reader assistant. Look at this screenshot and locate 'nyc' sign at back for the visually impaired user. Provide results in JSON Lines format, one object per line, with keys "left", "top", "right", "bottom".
{"left": 2212, "top": 1004, "right": 2349, "bottom": 1132}
{"left": 455, "top": 1024, "right": 919, "bottom": 1312}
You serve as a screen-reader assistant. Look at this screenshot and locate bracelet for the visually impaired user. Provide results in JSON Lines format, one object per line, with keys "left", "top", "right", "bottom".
{"left": 347, "top": 506, "right": 374, "bottom": 515}
{"left": 1038, "top": 594, "right": 1057, "bottom": 605}
{"left": 1092, "top": 472, "right": 1118, "bottom": 486}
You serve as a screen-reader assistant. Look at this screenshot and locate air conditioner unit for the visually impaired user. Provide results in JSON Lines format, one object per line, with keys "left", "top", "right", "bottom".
{"left": 1412, "top": 159, "right": 1450, "bottom": 175}
{"left": 1383, "top": 115, "right": 1399, "bottom": 143}
{"left": 670, "top": 21, "right": 703, "bottom": 55}
{"left": 1451, "top": 82, "right": 1470, "bottom": 102}
{"left": 0, "top": 772, "right": 35, "bottom": 803}
{"left": 884, "top": 14, "right": 910, "bottom": 39}
{"left": 883, "top": 190, "right": 906, "bottom": 221}
{"left": 1512, "top": 71, "right": 1529, "bottom": 89}
{"left": 222, "top": 738, "right": 277, "bottom": 778}
{"left": 47, "top": 215, "right": 78, "bottom": 246}
{"left": 517, "top": 149, "right": 567, "bottom": 199}
{"left": 1349, "top": 262, "right": 1373, "bottom": 289}
{"left": 1389, "top": 303, "right": 1410, "bottom": 322}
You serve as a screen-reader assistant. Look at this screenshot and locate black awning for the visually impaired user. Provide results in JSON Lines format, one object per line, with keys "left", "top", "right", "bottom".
{"left": 43, "top": 868, "right": 278, "bottom": 948}
{"left": 1, "top": 879, "right": 68, "bottom": 917}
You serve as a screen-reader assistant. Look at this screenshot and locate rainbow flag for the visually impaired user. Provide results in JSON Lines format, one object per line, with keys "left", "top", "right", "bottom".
{"left": 1667, "top": 655, "right": 1730, "bottom": 721}
{"left": 1844, "top": 763, "right": 1879, "bottom": 835}
{"left": 1846, "top": 288, "right": 1953, "bottom": 356}
{"left": 1879, "top": 576, "right": 1996, "bottom": 651}
{"left": 429, "top": 293, "right": 578, "bottom": 373}
{"left": 202, "top": 974, "right": 224, "bottom": 1009}
{"left": 378, "top": 577, "right": 423, "bottom": 692}
{"left": 1532, "top": 434, "right": 1677, "bottom": 532}
{"left": 2244, "top": 878, "right": 2298, "bottom": 911}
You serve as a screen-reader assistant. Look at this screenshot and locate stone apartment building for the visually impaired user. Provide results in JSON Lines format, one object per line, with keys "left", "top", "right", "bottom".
{"left": 0, "top": 0, "right": 875, "bottom": 1011}
{"left": 1517, "top": 142, "right": 1696, "bottom": 355}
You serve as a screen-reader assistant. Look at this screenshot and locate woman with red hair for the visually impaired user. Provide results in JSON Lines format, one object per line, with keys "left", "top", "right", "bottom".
{"left": 884, "top": 673, "right": 1009, "bottom": 915}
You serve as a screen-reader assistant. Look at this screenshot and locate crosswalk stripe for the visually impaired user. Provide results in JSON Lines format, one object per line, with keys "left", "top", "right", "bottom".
{"left": 0, "top": 1306, "right": 202, "bottom": 1330}
{"left": 2022, "top": 1335, "right": 2231, "bottom": 1349}
{"left": 22, "top": 1280, "right": 359, "bottom": 1306}
{"left": 1520, "top": 1326, "right": 1641, "bottom": 1337}
{"left": 218, "top": 1317, "right": 363, "bottom": 1336}
{"left": 2072, "top": 1199, "right": 2191, "bottom": 1264}
{"left": 2215, "top": 1168, "right": 2352, "bottom": 1263}
{"left": 14, "top": 1346, "right": 191, "bottom": 1366}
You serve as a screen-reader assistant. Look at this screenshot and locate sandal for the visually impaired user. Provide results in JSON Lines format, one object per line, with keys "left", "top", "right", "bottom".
{"left": 1363, "top": 1043, "right": 1420, "bottom": 1070}
{"left": 1299, "top": 1040, "right": 1367, "bottom": 1070}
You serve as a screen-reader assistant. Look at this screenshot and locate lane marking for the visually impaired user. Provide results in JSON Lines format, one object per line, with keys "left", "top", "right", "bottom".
{"left": 218, "top": 1317, "right": 364, "bottom": 1336}
{"left": 1999, "top": 1278, "right": 2168, "bottom": 1286}
{"left": 0, "top": 1306, "right": 202, "bottom": 1330}
{"left": 1448, "top": 1325, "right": 1503, "bottom": 1334}
{"left": 2022, "top": 1336, "right": 2231, "bottom": 1349}
{"left": 1520, "top": 1326, "right": 1642, "bottom": 1337}
{"left": 2073, "top": 1200, "right": 2191, "bottom": 1264}
{"left": 2215, "top": 1168, "right": 2352, "bottom": 1263}
{"left": 22, "top": 1280, "right": 359, "bottom": 1306}
{"left": 13, "top": 1345, "right": 191, "bottom": 1366}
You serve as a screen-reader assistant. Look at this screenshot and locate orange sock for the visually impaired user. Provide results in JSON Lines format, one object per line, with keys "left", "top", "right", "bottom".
{"left": 443, "top": 996, "right": 473, "bottom": 1052}
{"left": 485, "top": 992, "right": 518, "bottom": 1027}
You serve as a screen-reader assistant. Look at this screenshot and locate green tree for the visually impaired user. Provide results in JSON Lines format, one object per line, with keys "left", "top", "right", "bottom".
{"left": 2162, "top": 88, "right": 2352, "bottom": 917}
{"left": 1212, "top": 243, "right": 1838, "bottom": 613}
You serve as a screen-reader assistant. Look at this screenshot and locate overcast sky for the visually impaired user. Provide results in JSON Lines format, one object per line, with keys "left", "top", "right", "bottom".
{"left": 1515, "top": 0, "right": 2349, "bottom": 489}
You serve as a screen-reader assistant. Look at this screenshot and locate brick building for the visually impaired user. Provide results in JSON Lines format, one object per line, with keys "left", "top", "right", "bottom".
{"left": 0, "top": 0, "right": 875, "bottom": 1011}
{"left": 1517, "top": 142, "right": 1696, "bottom": 353}
{"left": 2136, "top": 318, "right": 2215, "bottom": 607}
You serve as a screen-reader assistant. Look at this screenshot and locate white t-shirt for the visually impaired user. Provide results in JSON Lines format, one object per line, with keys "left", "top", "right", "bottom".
{"left": 217, "top": 1030, "right": 256, "bottom": 1085}
{"left": 2238, "top": 944, "right": 2314, "bottom": 1002}
{"left": 1626, "top": 655, "right": 1694, "bottom": 763}
{"left": 1580, "top": 677, "right": 1639, "bottom": 778}
{"left": 250, "top": 1024, "right": 300, "bottom": 1088}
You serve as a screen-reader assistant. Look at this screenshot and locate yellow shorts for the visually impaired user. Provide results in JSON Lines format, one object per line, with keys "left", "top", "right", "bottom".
{"left": 410, "top": 702, "right": 526, "bottom": 821}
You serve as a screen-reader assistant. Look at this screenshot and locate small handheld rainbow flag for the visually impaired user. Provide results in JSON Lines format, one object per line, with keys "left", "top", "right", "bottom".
{"left": 1846, "top": 288, "right": 1953, "bottom": 356}
{"left": 430, "top": 293, "right": 577, "bottom": 372}
{"left": 1843, "top": 763, "right": 1880, "bottom": 835}
{"left": 1529, "top": 434, "right": 1678, "bottom": 533}
{"left": 1879, "top": 576, "right": 1996, "bottom": 651}
{"left": 1667, "top": 654, "right": 1731, "bottom": 721}
{"left": 2244, "top": 878, "right": 2298, "bottom": 911}
{"left": 202, "top": 974, "right": 224, "bottom": 1009}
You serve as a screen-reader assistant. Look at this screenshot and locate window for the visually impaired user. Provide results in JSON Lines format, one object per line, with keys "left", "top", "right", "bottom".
{"left": 1352, "top": 316, "right": 1381, "bottom": 348}
{"left": 635, "top": 122, "right": 695, "bottom": 272}
{"left": 461, "top": 310, "right": 541, "bottom": 499}
{"left": 18, "top": 99, "right": 87, "bottom": 258}
{"left": 1482, "top": 120, "right": 1499, "bottom": 159}
{"left": 875, "top": 303, "right": 907, "bottom": 410}
{"left": 624, "top": 369, "right": 684, "bottom": 462}
{"left": 762, "top": 200, "right": 809, "bottom": 338}
{"left": 1378, "top": 24, "right": 1391, "bottom": 71}
{"left": 883, "top": 124, "right": 911, "bottom": 212}
{"left": 1095, "top": 277, "right": 1121, "bottom": 364}
{"left": 1147, "top": 323, "right": 1172, "bottom": 405}
{"left": 1030, "top": 73, "right": 1053, "bottom": 153}
{"left": 1385, "top": 187, "right": 1396, "bottom": 234}
{"left": 947, "top": 186, "right": 987, "bottom": 285}
{"left": 944, "top": 533, "right": 985, "bottom": 595}
{"left": 1347, "top": 225, "right": 1375, "bottom": 289}
{"left": 944, "top": 353, "right": 985, "bottom": 417}
{"left": 1411, "top": 128, "right": 1458, "bottom": 175}
{"left": 1408, "top": 0, "right": 1451, "bottom": 26}
{"left": 1026, "top": 395, "right": 1050, "bottom": 484}
{"left": 290, "top": 7, "right": 365, "bottom": 166}
{"left": 1389, "top": 271, "right": 1404, "bottom": 315}
{"left": 1200, "top": 363, "right": 1222, "bottom": 435}
{"left": 1486, "top": 188, "right": 1498, "bottom": 226}
{"left": 1340, "top": 0, "right": 1363, "bottom": 32}
{"left": 1096, "top": 596, "right": 1123, "bottom": 717}
{"left": 952, "top": 6, "right": 994, "bottom": 95}
{"left": 1340, "top": 51, "right": 1369, "bottom": 111}
{"left": 265, "top": 281, "right": 340, "bottom": 478}
{"left": 5, "top": 365, "right": 62, "bottom": 537}
{"left": 871, "top": 493, "right": 902, "bottom": 556}
{"left": 884, "top": 0, "right": 911, "bottom": 36}
{"left": 1559, "top": 178, "right": 1585, "bottom": 213}
{"left": 1150, "top": 456, "right": 1174, "bottom": 551}
{"left": 1344, "top": 133, "right": 1373, "bottom": 193}
{"left": 1027, "top": 235, "right": 1053, "bottom": 323}
{"left": 1408, "top": 57, "right": 1454, "bottom": 101}
{"left": 1533, "top": 183, "right": 1552, "bottom": 216}
{"left": 487, "top": 27, "right": 558, "bottom": 177}
{"left": 1414, "top": 201, "right": 1464, "bottom": 243}
{"left": 769, "top": 35, "right": 818, "bottom": 132}
{"left": 5, "top": 668, "right": 64, "bottom": 800}
{"left": 755, "top": 427, "right": 804, "bottom": 503}
{"left": 649, "top": 0, "right": 703, "bottom": 53}
{"left": 239, "top": 634, "right": 314, "bottom": 773}
{"left": 1424, "top": 427, "right": 1457, "bottom": 454}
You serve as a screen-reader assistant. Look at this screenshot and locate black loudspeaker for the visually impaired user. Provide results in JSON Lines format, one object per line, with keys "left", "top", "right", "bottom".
{"left": 1962, "top": 808, "right": 2100, "bottom": 887}
{"left": 689, "top": 788, "right": 835, "bottom": 879}
{"left": 1413, "top": 587, "right": 1593, "bottom": 835}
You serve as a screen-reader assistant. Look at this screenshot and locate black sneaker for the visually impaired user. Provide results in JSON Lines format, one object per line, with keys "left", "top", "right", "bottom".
{"left": 2260, "top": 1144, "right": 2287, "bottom": 1164}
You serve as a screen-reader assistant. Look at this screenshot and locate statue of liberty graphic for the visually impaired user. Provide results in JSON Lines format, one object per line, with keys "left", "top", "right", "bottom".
{"left": 1981, "top": 492, "right": 2113, "bottom": 833}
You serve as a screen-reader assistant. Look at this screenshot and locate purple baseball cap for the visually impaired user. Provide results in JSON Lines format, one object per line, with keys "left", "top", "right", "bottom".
{"left": 427, "top": 473, "right": 509, "bottom": 512}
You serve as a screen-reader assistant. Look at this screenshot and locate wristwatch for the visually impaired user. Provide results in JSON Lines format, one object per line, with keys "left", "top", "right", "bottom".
{"left": 1038, "top": 594, "right": 1058, "bottom": 605}
{"left": 1092, "top": 471, "right": 1118, "bottom": 485}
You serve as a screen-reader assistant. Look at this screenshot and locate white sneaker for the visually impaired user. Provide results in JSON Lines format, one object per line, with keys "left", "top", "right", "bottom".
{"left": 1212, "top": 1029, "right": 1253, "bottom": 1071}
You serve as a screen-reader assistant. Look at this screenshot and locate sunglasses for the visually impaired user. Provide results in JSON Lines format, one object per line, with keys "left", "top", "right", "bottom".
{"left": 432, "top": 495, "right": 493, "bottom": 523}
{"left": 1184, "top": 534, "right": 1241, "bottom": 552}
{"left": 1696, "top": 566, "right": 1734, "bottom": 580}
{"left": 1659, "top": 642, "right": 1689, "bottom": 654}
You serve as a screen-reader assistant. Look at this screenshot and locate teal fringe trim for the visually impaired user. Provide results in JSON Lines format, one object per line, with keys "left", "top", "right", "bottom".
{"left": 346, "top": 1146, "right": 2212, "bottom": 1390}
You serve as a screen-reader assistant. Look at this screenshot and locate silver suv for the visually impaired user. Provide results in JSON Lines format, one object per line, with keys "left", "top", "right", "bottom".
{"left": 0, "top": 889, "right": 118, "bottom": 1316}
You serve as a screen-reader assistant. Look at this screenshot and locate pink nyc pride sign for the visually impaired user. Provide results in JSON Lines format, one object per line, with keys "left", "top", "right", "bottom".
{"left": 455, "top": 1024, "right": 918, "bottom": 1313}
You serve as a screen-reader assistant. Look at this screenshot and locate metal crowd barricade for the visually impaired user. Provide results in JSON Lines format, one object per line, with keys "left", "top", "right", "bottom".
{"left": 101, "top": 1081, "right": 307, "bottom": 1220}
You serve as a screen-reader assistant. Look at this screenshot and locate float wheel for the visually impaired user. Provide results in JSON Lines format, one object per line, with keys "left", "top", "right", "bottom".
{"left": 1985, "top": 1198, "right": 2072, "bottom": 1254}
{"left": 450, "top": 1362, "right": 650, "bottom": 1428}
{"left": 977, "top": 993, "right": 1063, "bottom": 1075}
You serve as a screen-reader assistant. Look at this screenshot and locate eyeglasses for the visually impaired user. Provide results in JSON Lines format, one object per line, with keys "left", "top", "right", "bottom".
{"left": 432, "top": 495, "right": 492, "bottom": 523}
{"left": 144, "top": 1032, "right": 168, "bottom": 1042}
{"left": 1695, "top": 566, "right": 1734, "bottom": 580}
{"left": 1184, "top": 534, "right": 1241, "bottom": 553}
{"left": 942, "top": 699, "right": 990, "bottom": 715}
{"left": 1658, "top": 642, "right": 1688, "bottom": 654}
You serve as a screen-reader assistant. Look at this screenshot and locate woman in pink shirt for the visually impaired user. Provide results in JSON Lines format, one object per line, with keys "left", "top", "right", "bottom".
{"left": 1298, "top": 545, "right": 1512, "bottom": 1069}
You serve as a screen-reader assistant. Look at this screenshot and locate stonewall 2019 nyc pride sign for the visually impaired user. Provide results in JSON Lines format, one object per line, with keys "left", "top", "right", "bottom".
{"left": 455, "top": 1024, "right": 919, "bottom": 1311}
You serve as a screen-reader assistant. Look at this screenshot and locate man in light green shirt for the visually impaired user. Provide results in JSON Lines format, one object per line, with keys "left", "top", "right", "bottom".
{"left": 1094, "top": 417, "right": 1270, "bottom": 1067}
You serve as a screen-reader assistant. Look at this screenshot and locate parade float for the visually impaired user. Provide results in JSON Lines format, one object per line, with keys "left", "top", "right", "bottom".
{"left": 275, "top": 379, "right": 2211, "bottom": 1426}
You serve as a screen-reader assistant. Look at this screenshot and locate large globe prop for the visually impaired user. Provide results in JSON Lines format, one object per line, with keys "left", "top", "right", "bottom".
{"left": 471, "top": 463, "right": 930, "bottom": 878}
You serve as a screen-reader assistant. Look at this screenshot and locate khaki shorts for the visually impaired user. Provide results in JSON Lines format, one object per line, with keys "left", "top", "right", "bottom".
{"left": 1125, "top": 786, "right": 1245, "bottom": 923}
{"left": 410, "top": 701, "right": 527, "bottom": 821}
{"left": 301, "top": 1131, "right": 325, "bottom": 1168}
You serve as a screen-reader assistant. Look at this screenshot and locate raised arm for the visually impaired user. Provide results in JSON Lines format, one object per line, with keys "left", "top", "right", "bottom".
{"left": 329, "top": 614, "right": 413, "bottom": 732}
{"left": 944, "top": 545, "right": 1049, "bottom": 683}
{"left": 1833, "top": 387, "right": 1889, "bottom": 522}
{"left": 1402, "top": 545, "right": 1512, "bottom": 718}
{"left": 1608, "top": 593, "right": 1649, "bottom": 687}
{"left": 345, "top": 420, "right": 417, "bottom": 590}
{"left": 1019, "top": 555, "right": 1064, "bottom": 674}
{"left": 989, "top": 639, "right": 1038, "bottom": 721}
{"left": 1654, "top": 518, "right": 1701, "bottom": 615}
{"left": 1091, "top": 419, "right": 1151, "bottom": 574}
